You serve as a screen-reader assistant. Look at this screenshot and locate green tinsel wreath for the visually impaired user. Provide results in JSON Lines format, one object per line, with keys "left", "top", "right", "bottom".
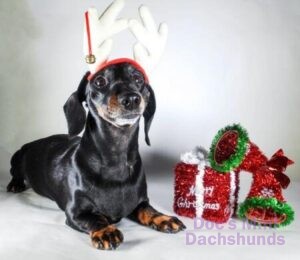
{"left": 238, "top": 197, "right": 294, "bottom": 227}
{"left": 208, "top": 124, "right": 249, "bottom": 173}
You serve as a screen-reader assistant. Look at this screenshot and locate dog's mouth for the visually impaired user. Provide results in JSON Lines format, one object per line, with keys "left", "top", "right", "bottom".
{"left": 98, "top": 108, "right": 142, "bottom": 127}
{"left": 114, "top": 117, "right": 140, "bottom": 127}
{"left": 121, "top": 113, "right": 141, "bottom": 119}
{"left": 111, "top": 112, "right": 142, "bottom": 127}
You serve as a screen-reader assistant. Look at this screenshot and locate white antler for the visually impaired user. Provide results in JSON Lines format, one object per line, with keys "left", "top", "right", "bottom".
{"left": 129, "top": 5, "right": 168, "bottom": 74}
{"left": 83, "top": 0, "right": 128, "bottom": 73}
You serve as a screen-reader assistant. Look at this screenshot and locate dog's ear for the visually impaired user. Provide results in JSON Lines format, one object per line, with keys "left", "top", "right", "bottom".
{"left": 63, "top": 72, "right": 90, "bottom": 136}
{"left": 143, "top": 85, "right": 156, "bottom": 146}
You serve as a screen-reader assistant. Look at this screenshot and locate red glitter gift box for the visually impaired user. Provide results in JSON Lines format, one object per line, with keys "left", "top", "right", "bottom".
{"left": 173, "top": 148, "right": 239, "bottom": 223}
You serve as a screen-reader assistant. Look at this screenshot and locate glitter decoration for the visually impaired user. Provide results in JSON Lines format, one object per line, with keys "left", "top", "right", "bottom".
{"left": 209, "top": 124, "right": 249, "bottom": 173}
{"left": 238, "top": 149, "right": 294, "bottom": 227}
{"left": 173, "top": 162, "right": 197, "bottom": 218}
{"left": 260, "top": 187, "right": 275, "bottom": 198}
{"left": 174, "top": 124, "right": 295, "bottom": 227}
{"left": 174, "top": 149, "right": 238, "bottom": 223}
{"left": 238, "top": 142, "right": 267, "bottom": 173}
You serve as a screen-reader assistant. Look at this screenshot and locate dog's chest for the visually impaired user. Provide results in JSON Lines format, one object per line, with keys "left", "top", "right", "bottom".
{"left": 83, "top": 164, "right": 144, "bottom": 219}
{"left": 90, "top": 183, "right": 141, "bottom": 219}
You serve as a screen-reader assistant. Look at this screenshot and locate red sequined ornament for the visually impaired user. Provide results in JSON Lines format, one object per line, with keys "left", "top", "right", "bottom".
{"left": 239, "top": 149, "right": 294, "bottom": 226}
{"left": 238, "top": 142, "right": 267, "bottom": 172}
{"left": 214, "top": 131, "right": 238, "bottom": 164}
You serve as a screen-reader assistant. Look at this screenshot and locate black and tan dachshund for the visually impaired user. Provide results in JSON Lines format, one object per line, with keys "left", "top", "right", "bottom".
{"left": 7, "top": 61, "right": 185, "bottom": 250}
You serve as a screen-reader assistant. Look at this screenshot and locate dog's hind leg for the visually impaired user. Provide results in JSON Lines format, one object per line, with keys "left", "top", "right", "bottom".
{"left": 7, "top": 149, "right": 26, "bottom": 193}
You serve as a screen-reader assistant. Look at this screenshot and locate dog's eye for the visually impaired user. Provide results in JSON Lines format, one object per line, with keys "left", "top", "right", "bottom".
{"left": 93, "top": 76, "right": 108, "bottom": 89}
{"left": 132, "top": 73, "right": 144, "bottom": 86}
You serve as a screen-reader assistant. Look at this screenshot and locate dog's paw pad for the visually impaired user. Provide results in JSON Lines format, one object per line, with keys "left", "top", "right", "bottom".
{"left": 91, "top": 225, "right": 124, "bottom": 250}
{"left": 151, "top": 215, "right": 186, "bottom": 233}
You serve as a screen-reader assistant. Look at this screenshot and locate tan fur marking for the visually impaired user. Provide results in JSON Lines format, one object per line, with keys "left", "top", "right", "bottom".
{"left": 102, "top": 240, "right": 110, "bottom": 250}
{"left": 108, "top": 95, "right": 119, "bottom": 111}
{"left": 90, "top": 225, "right": 116, "bottom": 239}
{"left": 170, "top": 221, "right": 180, "bottom": 231}
{"left": 137, "top": 209, "right": 172, "bottom": 226}
{"left": 137, "top": 209, "right": 153, "bottom": 225}
{"left": 152, "top": 215, "right": 171, "bottom": 225}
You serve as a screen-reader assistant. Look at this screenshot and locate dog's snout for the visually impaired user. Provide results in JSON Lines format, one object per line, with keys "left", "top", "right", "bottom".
{"left": 120, "top": 93, "right": 141, "bottom": 110}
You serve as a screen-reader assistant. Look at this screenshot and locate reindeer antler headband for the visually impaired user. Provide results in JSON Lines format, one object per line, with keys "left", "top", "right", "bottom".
{"left": 83, "top": 0, "right": 168, "bottom": 80}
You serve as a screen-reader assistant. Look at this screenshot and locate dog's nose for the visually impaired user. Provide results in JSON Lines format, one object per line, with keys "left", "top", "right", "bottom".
{"left": 120, "top": 93, "right": 141, "bottom": 110}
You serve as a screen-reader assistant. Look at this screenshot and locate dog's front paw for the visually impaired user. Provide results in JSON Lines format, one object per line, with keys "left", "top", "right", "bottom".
{"left": 90, "top": 225, "right": 124, "bottom": 250}
{"left": 150, "top": 215, "right": 186, "bottom": 233}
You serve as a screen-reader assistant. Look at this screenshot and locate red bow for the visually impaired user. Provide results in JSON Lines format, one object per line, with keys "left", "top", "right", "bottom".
{"left": 266, "top": 149, "right": 294, "bottom": 189}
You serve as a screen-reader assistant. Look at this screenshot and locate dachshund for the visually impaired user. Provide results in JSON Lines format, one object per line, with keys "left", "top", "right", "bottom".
{"left": 7, "top": 60, "right": 186, "bottom": 250}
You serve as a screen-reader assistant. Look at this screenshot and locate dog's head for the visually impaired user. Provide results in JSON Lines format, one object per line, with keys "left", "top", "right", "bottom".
{"left": 63, "top": 60, "right": 156, "bottom": 145}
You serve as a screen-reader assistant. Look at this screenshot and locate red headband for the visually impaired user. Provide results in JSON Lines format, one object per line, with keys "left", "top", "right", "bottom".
{"left": 87, "top": 58, "right": 149, "bottom": 83}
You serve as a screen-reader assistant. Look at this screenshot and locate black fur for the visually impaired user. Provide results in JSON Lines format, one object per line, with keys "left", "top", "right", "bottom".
{"left": 7, "top": 62, "right": 185, "bottom": 249}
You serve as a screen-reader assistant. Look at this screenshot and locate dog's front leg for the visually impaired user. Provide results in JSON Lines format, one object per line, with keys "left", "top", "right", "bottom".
{"left": 128, "top": 201, "right": 186, "bottom": 233}
{"left": 65, "top": 209, "right": 123, "bottom": 250}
